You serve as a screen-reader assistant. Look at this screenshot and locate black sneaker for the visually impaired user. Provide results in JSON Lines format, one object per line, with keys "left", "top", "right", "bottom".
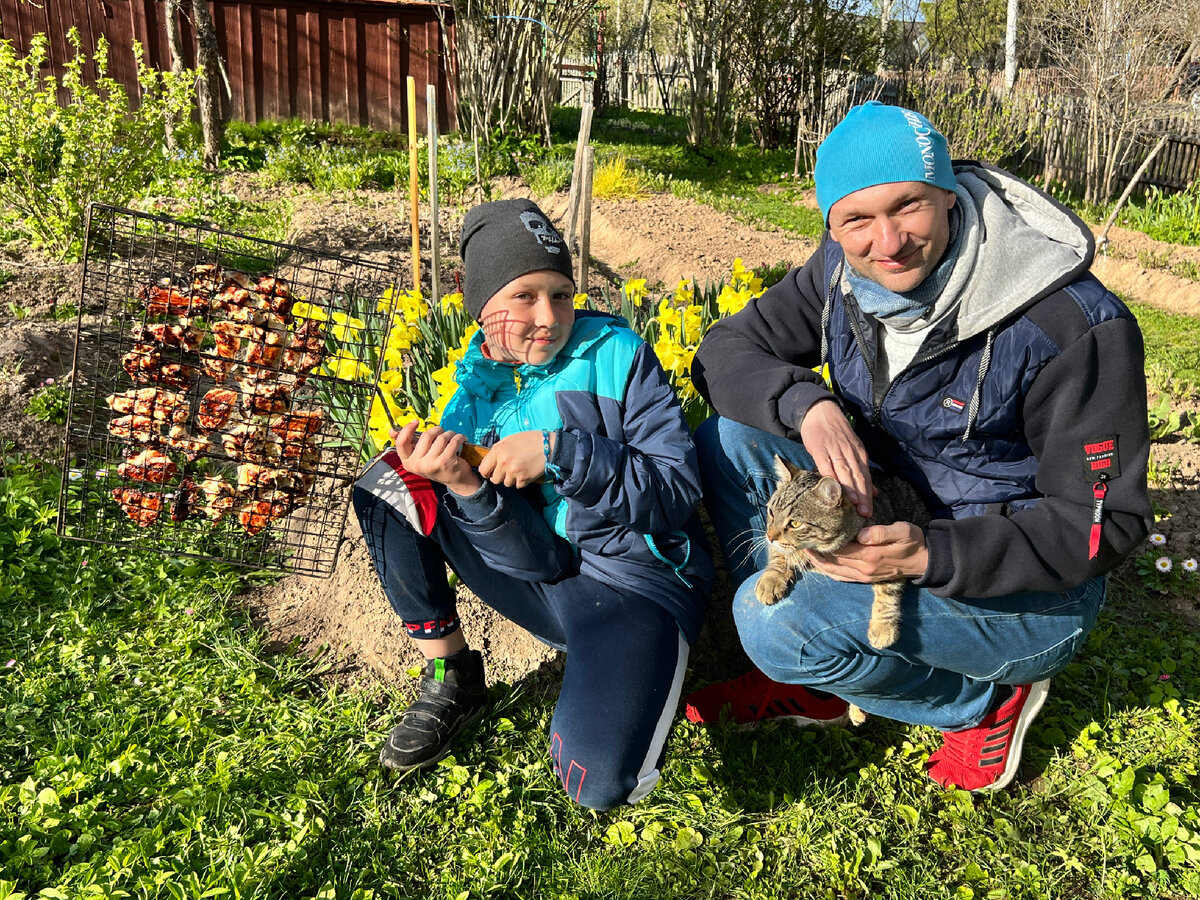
{"left": 380, "top": 649, "right": 488, "bottom": 772}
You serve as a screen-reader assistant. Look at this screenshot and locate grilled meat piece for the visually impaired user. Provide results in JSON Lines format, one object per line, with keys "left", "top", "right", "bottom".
{"left": 117, "top": 448, "right": 178, "bottom": 484}
{"left": 221, "top": 421, "right": 281, "bottom": 463}
{"left": 245, "top": 325, "right": 286, "bottom": 369}
{"left": 269, "top": 408, "right": 323, "bottom": 447}
{"left": 237, "top": 497, "right": 290, "bottom": 535}
{"left": 212, "top": 320, "right": 251, "bottom": 359}
{"left": 238, "top": 377, "right": 292, "bottom": 416}
{"left": 197, "top": 476, "right": 237, "bottom": 523}
{"left": 131, "top": 322, "right": 202, "bottom": 352}
{"left": 138, "top": 282, "right": 204, "bottom": 316}
{"left": 170, "top": 477, "right": 196, "bottom": 523}
{"left": 120, "top": 344, "right": 196, "bottom": 389}
{"left": 255, "top": 276, "right": 294, "bottom": 319}
{"left": 283, "top": 317, "right": 326, "bottom": 373}
{"left": 108, "top": 414, "right": 159, "bottom": 443}
{"left": 105, "top": 388, "right": 189, "bottom": 423}
{"left": 163, "top": 425, "right": 209, "bottom": 461}
{"left": 189, "top": 264, "right": 223, "bottom": 294}
{"left": 212, "top": 281, "right": 269, "bottom": 324}
{"left": 196, "top": 388, "right": 238, "bottom": 433}
{"left": 235, "top": 463, "right": 299, "bottom": 494}
{"left": 202, "top": 356, "right": 236, "bottom": 383}
{"left": 111, "top": 487, "right": 164, "bottom": 527}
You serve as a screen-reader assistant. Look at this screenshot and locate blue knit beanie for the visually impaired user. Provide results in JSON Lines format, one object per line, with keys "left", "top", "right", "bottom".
{"left": 815, "top": 102, "right": 956, "bottom": 223}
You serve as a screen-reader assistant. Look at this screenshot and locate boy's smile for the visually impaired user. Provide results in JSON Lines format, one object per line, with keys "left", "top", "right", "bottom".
{"left": 479, "top": 270, "right": 576, "bottom": 366}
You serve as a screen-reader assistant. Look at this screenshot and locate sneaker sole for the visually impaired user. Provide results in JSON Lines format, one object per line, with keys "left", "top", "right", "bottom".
{"left": 979, "top": 679, "right": 1050, "bottom": 792}
{"left": 379, "top": 703, "right": 488, "bottom": 774}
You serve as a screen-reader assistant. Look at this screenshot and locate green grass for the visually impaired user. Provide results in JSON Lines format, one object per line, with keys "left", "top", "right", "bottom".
{"left": 2, "top": 444, "right": 1199, "bottom": 898}
{"left": 1129, "top": 300, "right": 1200, "bottom": 397}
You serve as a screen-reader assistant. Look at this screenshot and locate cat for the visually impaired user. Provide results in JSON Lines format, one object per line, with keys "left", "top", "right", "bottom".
{"left": 755, "top": 456, "right": 931, "bottom": 725}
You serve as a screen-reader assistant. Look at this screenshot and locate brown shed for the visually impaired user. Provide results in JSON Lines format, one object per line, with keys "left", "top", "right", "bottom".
{"left": 0, "top": 0, "right": 457, "bottom": 133}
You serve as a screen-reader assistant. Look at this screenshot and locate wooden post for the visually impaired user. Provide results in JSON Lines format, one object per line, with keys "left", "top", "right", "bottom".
{"left": 578, "top": 146, "right": 595, "bottom": 296}
{"left": 565, "top": 100, "right": 594, "bottom": 249}
{"left": 407, "top": 76, "right": 421, "bottom": 290}
{"left": 1097, "top": 134, "right": 1170, "bottom": 251}
{"left": 427, "top": 83, "right": 441, "bottom": 310}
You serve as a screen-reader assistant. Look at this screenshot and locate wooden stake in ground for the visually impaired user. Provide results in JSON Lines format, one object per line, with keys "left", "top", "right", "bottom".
{"left": 1097, "top": 134, "right": 1170, "bottom": 252}
{"left": 565, "top": 101, "right": 595, "bottom": 249}
{"left": 578, "top": 146, "right": 595, "bottom": 296}
{"left": 427, "top": 83, "right": 441, "bottom": 310}
{"left": 407, "top": 76, "right": 421, "bottom": 290}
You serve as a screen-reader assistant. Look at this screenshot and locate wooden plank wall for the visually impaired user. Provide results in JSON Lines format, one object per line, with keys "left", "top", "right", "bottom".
{"left": 0, "top": 0, "right": 457, "bottom": 133}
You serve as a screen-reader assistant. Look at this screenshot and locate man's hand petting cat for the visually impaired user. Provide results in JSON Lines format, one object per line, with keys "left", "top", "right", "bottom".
{"left": 799, "top": 397, "right": 873, "bottom": 518}
{"left": 805, "top": 522, "right": 929, "bottom": 582}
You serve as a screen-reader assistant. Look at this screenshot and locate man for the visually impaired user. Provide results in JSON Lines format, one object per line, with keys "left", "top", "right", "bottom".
{"left": 684, "top": 102, "right": 1151, "bottom": 791}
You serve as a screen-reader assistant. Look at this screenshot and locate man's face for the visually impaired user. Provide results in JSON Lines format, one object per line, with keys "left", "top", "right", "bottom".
{"left": 827, "top": 181, "right": 957, "bottom": 294}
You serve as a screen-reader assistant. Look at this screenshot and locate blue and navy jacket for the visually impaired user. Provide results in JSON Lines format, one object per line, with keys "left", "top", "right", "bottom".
{"left": 441, "top": 311, "right": 712, "bottom": 642}
{"left": 693, "top": 165, "right": 1151, "bottom": 600}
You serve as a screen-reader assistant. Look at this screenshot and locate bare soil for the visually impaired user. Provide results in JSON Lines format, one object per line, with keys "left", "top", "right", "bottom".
{"left": 2, "top": 176, "right": 1197, "bottom": 697}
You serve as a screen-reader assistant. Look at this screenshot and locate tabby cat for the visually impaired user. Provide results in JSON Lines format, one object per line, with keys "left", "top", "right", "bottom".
{"left": 755, "top": 457, "right": 931, "bottom": 724}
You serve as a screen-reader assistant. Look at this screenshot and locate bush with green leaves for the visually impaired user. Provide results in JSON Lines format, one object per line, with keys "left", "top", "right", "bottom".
{"left": 1118, "top": 182, "right": 1200, "bottom": 246}
{"left": 23, "top": 380, "right": 69, "bottom": 426}
{"left": 0, "top": 30, "right": 196, "bottom": 259}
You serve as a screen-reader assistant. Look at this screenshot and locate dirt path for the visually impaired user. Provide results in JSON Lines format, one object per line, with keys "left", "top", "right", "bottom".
{"left": 2, "top": 182, "right": 1198, "bottom": 692}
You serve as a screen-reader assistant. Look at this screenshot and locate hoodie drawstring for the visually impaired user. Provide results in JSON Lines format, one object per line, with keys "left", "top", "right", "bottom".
{"left": 962, "top": 329, "right": 994, "bottom": 441}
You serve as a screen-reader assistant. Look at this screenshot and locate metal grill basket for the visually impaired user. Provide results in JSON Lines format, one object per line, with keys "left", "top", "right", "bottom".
{"left": 58, "top": 203, "right": 399, "bottom": 577}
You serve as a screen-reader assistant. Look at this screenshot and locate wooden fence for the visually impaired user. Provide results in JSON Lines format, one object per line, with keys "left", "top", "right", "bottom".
{"left": 557, "top": 57, "right": 1200, "bottom": 197}
{"left": 0, "top": 0, "right": 457, "bottom": 133}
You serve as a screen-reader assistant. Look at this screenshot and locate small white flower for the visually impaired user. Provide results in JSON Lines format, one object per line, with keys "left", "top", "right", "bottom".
{"left": 1155, "top": 556, "right": 1173, "bottom": 573}
{"left": 133, "top": 676, "right": 143, "bottom": 686}
{"left": 1184, "top": 559, "right": 1198, "bottom": 573}
{"left": 68, "top": 469, "right": 83, "bottom": 481}
{"left": 1150, "top": 533, "right": 1167, "bottom": 547}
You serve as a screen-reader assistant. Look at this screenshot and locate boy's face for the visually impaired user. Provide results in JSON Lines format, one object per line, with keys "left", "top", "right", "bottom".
{"left": 478, "top": 270, "right": 575, "bottom": 366}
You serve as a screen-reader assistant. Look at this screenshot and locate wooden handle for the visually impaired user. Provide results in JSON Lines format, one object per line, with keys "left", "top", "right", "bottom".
{"left": 458, "top": 442, "right": 489, "bottom": 467}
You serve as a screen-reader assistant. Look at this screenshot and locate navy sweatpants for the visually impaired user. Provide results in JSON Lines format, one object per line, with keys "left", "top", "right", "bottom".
{"left": 353, "top": 482, "right": 691, "bottom": 811}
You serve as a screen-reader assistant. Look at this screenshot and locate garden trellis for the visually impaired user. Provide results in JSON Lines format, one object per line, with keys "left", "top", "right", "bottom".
{"left": 58, "top": 204, "right": 398, "bottom": 577}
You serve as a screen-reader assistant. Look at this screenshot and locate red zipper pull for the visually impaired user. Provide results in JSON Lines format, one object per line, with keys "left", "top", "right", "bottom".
{"left": 1088, "top": 473, "right": 1109, "bottom": 560}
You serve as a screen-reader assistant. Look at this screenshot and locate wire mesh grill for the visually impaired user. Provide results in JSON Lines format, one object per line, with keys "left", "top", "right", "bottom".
{"left": 58, "top": 203, "right": 399, "bottom": 577}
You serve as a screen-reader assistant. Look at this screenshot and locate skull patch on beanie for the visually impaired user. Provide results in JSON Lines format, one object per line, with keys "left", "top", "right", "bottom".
{"left": 459, "top": 199, "right": 575, "bottom": 319}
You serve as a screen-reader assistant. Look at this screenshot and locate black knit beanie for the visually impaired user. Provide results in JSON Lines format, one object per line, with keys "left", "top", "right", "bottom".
{"left": 459, "top": 198, "right": 575, "bottom": 320}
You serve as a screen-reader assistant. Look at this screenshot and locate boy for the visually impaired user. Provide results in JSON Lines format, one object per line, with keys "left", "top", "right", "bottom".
{"left": 354, "top": 199, "right": 712, "bottom": 810}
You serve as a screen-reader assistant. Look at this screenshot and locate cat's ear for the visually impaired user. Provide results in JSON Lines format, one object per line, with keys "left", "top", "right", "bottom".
{"left": 816, "top": 476, "right": 843, "bottom": 508}
{"left": 773, "top": 455, "right": 804, "bottom": 483}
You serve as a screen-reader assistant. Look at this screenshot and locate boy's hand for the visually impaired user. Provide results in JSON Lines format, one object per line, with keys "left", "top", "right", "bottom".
{"left": 392, "top": 422, "right": 482, "bottom": 497}
{"left": 477, "top": 430, "right": 548, "bottom": 488}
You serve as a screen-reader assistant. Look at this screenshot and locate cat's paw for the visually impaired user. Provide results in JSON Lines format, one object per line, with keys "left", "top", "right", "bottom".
{"left": 755, "top": 572, "right": 789, "bottom": 605}
{"left": 849, "top": 704, "right": 867, "bottom": 726}
{"left": 867, "top": 618, "right": 899, "bottom": 649}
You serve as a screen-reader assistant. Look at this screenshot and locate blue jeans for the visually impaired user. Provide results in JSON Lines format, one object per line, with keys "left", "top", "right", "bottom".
{"left": 696, "top": 416, "right": 1106, "bottom": 731}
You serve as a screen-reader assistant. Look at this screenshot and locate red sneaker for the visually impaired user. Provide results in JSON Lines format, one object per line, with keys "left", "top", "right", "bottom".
{"left": 684, "top": 668, "right": 850, "bottom": 728}
{"left": 926, "top": 680, "right": 1050, "bottom": 792}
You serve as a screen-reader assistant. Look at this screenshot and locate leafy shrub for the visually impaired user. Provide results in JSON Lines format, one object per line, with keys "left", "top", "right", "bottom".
{"left": 592, "top": 154, "right": 652, "bottom": 200}
{"left": 0, "top": 30, "right": 196, "bottom": 259}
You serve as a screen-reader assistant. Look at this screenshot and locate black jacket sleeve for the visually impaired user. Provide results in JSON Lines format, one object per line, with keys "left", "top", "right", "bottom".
{"left": 692, "top": 238, "right": 835, "bottom": 437}
{"left": 918, "top": 315, "right": 1152, "bottom": 597}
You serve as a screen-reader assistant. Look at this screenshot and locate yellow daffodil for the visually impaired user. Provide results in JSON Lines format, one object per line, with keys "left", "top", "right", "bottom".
{"left": 682, "top": 306, "right": 703, "bottom": 345}
{"left": 673, "top": 279, "right": 694, "bottom": 306}
{"left": 440, "top": 291, "right": 464, "bottom": 313}
{"left": 384, "top": 322, "right": 422, "bottom": 367}
{"left": 378, "top": 369, "right": 406, "bottom": 393}
{"left": 291, "top": 301, "right": 328, "bottom": 322}
{"left": 656, "top": 298, "right": 682, "bottom": 332}
{"left": 330, "top": 310, "right": 366, "bottom": 343}
{"left": 717, "top": 285, "right": 752, "bottom": 317}
{"left": 321, "top": 352, "right": 372, "bottom": 381}
{"left": 398, "top": 289, "right": 430, "bottom": 323}
{"left": 376, "top": 287, "right": 398, "bottom": 317}
{"left": 623, "top": 278, "right": 648, "bottom": 308}
{"left": 730, "top": 258, "right": 764, "bottom": 293}
{"left": 574, "top": 292, "right": 589, "bottom": 309}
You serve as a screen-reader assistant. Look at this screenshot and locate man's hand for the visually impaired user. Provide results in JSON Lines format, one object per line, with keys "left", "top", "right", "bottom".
{"left": 393, "top": 422, "right": 482, "bottom": 497}
{"left": 799, "top": 397, "right": 873, "bottom": 517}
{"left": 805, "top": 522, "right": 929, "bottom": 582}
{"left": 477, "top": 430, "right": 547, "bottom": 488}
